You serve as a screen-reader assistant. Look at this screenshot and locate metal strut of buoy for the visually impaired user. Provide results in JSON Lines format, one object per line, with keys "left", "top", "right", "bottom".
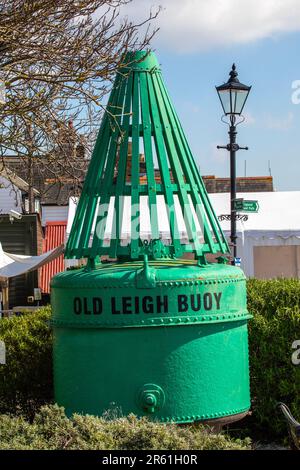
{"left": 65, "top": 51, "right": 229, "bottom": 264}
{"left": 51, "top": 51, "right": 251, "bottom": 424}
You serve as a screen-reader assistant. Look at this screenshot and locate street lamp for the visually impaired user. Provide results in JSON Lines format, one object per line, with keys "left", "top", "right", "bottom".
{"left": 216, "top": 64, "right": 251, "bottom": 264}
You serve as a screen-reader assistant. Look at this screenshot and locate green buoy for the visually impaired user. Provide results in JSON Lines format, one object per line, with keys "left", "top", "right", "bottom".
{"left": 51, "top": 51, "right": 252, "bottom": 424}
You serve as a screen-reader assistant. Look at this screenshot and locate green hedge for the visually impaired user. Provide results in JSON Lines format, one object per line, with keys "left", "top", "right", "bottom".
{"left": 0, "top": 279, "right": 300, "bottom": 440}
{"left": 246, "top": 278, "right": 300, "bottom": 438}
{"left": 0, "top": 404, "right": 250, "bottom": 450}
{"left": 0, "top": 306, "right": 52, "bottom": 417}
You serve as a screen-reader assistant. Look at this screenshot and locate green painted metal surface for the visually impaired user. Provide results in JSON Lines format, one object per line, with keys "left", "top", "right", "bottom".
{"left": 51, "top": 50, "right": 252, "bottom": 424}
{"left": 51, "top": 261, "right": 251, "bottom": 421}
{"left": 234, "top": 199, "right": 259, "bottom": 213}
{"left": 64, "top": 51, "right": 229, "bottom": 262}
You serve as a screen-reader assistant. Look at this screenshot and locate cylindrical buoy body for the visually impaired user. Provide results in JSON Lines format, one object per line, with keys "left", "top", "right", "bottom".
{"left": 51, "top": 260, "right": 251, "bottom": 423}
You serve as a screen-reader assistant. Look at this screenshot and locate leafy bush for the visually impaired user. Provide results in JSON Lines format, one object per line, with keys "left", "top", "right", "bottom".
{"left": 0, "top": 307, "right": 53, "bottom": 417}
{"left": 0, "top": 404, "right": 250, "bottom": 450}
{"left": 247, "top": 278, "right": 300, "bottom": 438}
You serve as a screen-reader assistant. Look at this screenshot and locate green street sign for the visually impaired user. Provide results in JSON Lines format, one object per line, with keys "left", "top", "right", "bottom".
{"left": 234, "top": 199, "right": 259, "bottom": 213}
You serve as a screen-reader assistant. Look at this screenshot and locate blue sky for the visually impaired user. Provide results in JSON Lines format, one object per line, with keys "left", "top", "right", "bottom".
{"left": 121, "top": 0, "right": 300, "bottom": 191}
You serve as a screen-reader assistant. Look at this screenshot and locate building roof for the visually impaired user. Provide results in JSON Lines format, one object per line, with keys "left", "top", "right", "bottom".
{"left": 3, "top": 155, "right": 88, "bottom": 205}
{"left": 0, "top": 166, "right": 39, "bottom": 195}
{"left": 203, "top": 175, "right": 273, "bottom": 193}
{"left": 40, "top": 179, "right": 83, "bottom": 205}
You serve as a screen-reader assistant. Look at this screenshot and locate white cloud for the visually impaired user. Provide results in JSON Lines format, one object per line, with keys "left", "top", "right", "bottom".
{"left": 264, "top": 111, "right": 294, "bottom": 130}
{"left": 122, "top": 0, "right": 300, "bottom": 53}
{"left": 182, "top": 100, "right": 201, "bottom": 114}
{"left": 243, "top": 112, "right": 256, "bottom": 126}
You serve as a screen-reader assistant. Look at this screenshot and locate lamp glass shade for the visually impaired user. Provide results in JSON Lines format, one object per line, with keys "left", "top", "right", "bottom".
{"left": 217, "top": 87, "right": 250, "bottom": 116}
{"left": 216, "top": 64, "right": 251, "bottom": 116}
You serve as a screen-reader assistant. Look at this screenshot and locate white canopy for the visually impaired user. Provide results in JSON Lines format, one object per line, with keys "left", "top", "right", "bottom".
{"left": 0, "top": 243, "right": 64, "bottom": 281}
{"left": 209, "top": 191, "right": 300, "bottom": 238}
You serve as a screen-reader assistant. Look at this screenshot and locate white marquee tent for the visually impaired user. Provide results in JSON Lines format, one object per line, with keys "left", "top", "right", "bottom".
{"left": 0, "top": 243, "right": 64, "bottom": 281}
{"left": 66, "top": 191, "right": 300, "bottom": 278}
{"left": 209, "top": 191, "right": 300, "bottom": 277}
{"left": 0, "top": 243, "right": 64, "bottom": 310}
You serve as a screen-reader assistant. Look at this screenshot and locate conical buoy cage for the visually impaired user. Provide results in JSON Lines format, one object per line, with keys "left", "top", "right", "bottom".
{"left": 51, "top": 51, "right": 252, "bottom": 425}
{"left": 65, "top": 51, "right": 229, "bottom": 263}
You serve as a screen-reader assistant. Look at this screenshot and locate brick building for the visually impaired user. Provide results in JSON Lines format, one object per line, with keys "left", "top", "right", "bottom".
{"left": 202, "top": 175, "right": 273, "bottom": 193}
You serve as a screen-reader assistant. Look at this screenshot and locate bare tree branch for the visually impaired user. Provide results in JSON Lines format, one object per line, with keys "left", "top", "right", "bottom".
{"left": 0, "top": 0, "right": 160, "bottom": 206}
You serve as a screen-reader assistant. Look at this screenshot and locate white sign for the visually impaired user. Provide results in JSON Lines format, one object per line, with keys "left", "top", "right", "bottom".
{"left": 292, "top": 340, "right": 300, "bottom": 366}
{"left": 0, "top": 341, "right": 5, "bottom": 365}
{"left": 0, "top": 81, "right": 6, "bottom": 105}
{"left": 34, "top": 288, "right": 42, "bottom": 301}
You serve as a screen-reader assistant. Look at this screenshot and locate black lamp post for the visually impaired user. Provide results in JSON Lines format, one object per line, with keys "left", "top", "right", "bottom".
{"left": 216, "top": 64, "right": 251, "bottom": 264}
